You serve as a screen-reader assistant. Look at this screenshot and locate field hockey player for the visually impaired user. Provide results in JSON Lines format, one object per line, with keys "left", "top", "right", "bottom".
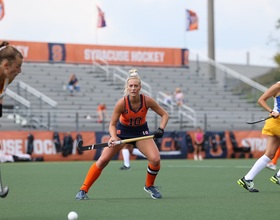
{"left": 75, "top": 68, "right": 169, "bottom": 200}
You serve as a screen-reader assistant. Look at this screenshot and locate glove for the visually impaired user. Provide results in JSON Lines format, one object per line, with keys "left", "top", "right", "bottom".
{"left": 0, "top": 104, "right": 2, "bottom": 117}
{"left": 154, "top": 127, "right": 164, "bottom": 138}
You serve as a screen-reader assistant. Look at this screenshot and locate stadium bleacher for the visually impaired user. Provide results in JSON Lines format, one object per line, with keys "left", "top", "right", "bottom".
{"left": 1, "top": 61, "right": 268, "bottom": 132}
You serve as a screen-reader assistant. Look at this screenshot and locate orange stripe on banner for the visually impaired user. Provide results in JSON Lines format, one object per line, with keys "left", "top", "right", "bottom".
{"left": 6, "top": 40, "right": 49, "bottom": 61}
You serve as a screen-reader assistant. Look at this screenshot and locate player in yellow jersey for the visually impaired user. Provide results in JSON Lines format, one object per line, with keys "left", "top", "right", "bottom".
{"left": 76, "top": 69, "right": 169, "bottom": 200}
{"left": 237, "top": 81, "right": 280, "bottom": 192}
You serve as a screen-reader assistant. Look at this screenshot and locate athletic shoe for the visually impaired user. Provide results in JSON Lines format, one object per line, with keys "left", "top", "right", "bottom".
{"left": 266, "top": 163, "right": 277, "bottom": 171}
{"left": 119, "top": 165, "right": 130, "bottom": 170}
{"left": 237, "top": 177, "right": 259, "bottom": 192}
{"left": 75, "top": 190, "right": 89, "bottom": 200}
{"left": 270, "top": 174, "right": 280, "bottom": 185}
{"left": 144, "top": 186, "right": 162, "bottom": 199}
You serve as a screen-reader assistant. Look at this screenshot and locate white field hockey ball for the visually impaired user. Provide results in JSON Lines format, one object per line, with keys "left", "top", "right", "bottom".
{"left": 68, "top": 211, "right": 78, "bottom": 220}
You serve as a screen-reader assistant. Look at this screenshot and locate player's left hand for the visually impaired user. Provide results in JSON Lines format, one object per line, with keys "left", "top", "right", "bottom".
{"left": 154, "top": 127, "right": 164, "bottom": 138}
{"left": 108, "top": 140, "right": 116, "bottom": 148}
{"left": 108, "top": 137, "right": 119, "bottom": 147}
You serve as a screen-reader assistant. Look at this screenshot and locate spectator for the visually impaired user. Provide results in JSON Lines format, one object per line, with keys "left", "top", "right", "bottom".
{"left": 193, "top": 127, "right": 204, "bottom": 160}
{"left": 97, "top": 103, "right": 107, "bottom": 123}
{"left": 173, "top": 87, "right": 184, "bottom": 106}
{"left": 163, "top": 92, "right": 172, "bottom": 105}
{"left": 68, "top": 73, "right": 80, "bottom": 96}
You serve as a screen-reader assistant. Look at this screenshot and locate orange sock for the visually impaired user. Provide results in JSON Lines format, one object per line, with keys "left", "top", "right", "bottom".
{"left": 80, "top": 163, "right": 102, "bottom": 192}
{"left": 272, "top": 147, "right": 280, "bottom": 165}
{"left": 145, "top": 163, "right": 160, "bottom": 187}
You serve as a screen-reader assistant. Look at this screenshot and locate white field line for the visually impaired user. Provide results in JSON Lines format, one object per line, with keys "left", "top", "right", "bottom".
{"left": 167, "top": 165, "right": 252, "bottom": 169}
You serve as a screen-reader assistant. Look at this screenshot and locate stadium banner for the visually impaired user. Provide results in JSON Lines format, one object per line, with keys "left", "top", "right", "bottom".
{"left": 66, "top": 44, "right": 182, "bottom": 67}
{"left": 3, "top": 40, "right": 189, "bottom": 67}
{"left": 5, "top": 41, "right": 49, "bottom": 61}
{"left": 187, "top": 130, "right": 267, "bottom": 159}
{"left": 48, "top": 43, "right": 66, "bottom": 62}
{"left": 0, "top": 131, "right": 97, "bottom": 161}
{"left": 91, "top": 131, "right": 188, "bottom": 160}
{"left": 225, "top": 130, "right": 267, "bottom": 159}
{"left": 0, "top": 130, "right": 267, "bottom": 161}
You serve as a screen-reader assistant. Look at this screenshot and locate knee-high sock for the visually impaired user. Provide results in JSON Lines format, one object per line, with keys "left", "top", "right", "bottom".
{"left": 122, "top": 149, "right": 130, "bottom": 167}
{"left": 271, "top": 147, "right": 280, "bottom": 165}
{"left": 132, "top": 148, "right": 146, "bottom": 158}
{"left": 80, "top": 163, "right": 102, "bottom": 192}
{"left": 145, "top": 163, "right": 160, "bottom": 187}
{"left": 245, "top": 155, "right": 271, "bottom": 180}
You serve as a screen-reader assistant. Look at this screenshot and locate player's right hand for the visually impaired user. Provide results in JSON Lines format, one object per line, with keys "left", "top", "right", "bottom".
{"left": 270, "top": 111, "right": 279, "bottom": 118}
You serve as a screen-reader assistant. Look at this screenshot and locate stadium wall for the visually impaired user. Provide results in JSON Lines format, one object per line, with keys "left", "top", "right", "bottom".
{"left": 2, "top": 40, "right": 189, "bottom": 67}
{"left": 0, "top": 130, "right": 266, "bottom": 162}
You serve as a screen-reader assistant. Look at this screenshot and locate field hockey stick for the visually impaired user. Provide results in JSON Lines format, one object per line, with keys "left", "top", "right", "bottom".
{"left": 0, "top": 168, "right": 9, "bottom": 198}
{"left": 246, "top": 116, "right": 273, "bottom": 124}
{"left": 77, "top": 135, "right": 154, "bottom": 151}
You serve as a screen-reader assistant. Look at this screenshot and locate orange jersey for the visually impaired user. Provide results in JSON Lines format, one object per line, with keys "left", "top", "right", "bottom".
{"left": 119, "top": 94, "right": 148, "bottom": 127}
{"left": 97, "top": 104, "right": 106, "bottom": 111}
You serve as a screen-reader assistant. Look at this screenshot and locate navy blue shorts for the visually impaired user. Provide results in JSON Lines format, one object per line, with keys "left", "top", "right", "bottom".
{"left": 116, "top": 121, "right": 150, "bottom": 140}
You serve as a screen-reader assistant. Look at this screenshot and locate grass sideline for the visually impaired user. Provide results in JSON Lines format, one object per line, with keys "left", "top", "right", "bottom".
{"left": 0, "top": 159, "right": 279, "bottom": 220}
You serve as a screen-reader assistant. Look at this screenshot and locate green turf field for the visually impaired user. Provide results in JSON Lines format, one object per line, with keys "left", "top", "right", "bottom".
{"left": 0, "top": 159, "right": 279, "bottom": 220}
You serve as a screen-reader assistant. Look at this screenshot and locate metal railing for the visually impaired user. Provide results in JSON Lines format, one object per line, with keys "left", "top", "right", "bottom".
{"left": 157, "top": 91, "right": 197, "bottom": 129}
{"left": 206, "top": 58, "right": 268, "bottom": 92}
{"left": 17, "top": 81, "right": 58, "bottom": 129}
{"left": 6, "top": 88, "right": 31, "bottom": 108}
{"left": 178, "top": 104, "right": 197, "bottom": 129}
{"left": 18, "top": 81, "right": 58, "bottom": 107}
{"left": 156, "top": 91, "right": 174, "bottom": 114}
{"left": 5, "top": 88, "right": 32, "bottom": 126}
{"left": 92, "top": 59, "right": 110, "bottom": 79}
